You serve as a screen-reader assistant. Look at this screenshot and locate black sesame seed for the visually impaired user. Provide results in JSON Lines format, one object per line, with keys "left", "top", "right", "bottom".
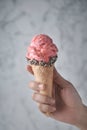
{"left": 27, "top": 55, "right": 57, "bottom": 66}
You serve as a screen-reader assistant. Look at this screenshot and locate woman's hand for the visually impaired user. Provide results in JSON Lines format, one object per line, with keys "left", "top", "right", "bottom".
{"left": 27, "top": 65, "right": 87, "bottom": 130}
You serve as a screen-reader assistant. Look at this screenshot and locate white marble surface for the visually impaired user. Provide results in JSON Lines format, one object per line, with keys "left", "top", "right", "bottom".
{"left": 0, "top": 0, "right": 87, "bottom": 130}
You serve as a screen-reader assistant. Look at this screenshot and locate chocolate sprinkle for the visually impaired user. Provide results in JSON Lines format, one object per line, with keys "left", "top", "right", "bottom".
{"left": 27, "top": 55, "right": 57, "bottom": 67}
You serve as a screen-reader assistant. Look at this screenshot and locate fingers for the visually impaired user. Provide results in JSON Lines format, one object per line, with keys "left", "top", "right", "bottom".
{"left": 27, "top": 65, "right": 34, "bottom": 75}
{"left": 32, "top": 92, "right": 56, "bottom": 113}
{"left": 32, "top": 92, "right": 55, "bottom": 105}
{"left": 29, "top": 81, "right": 56, "bottom": 113}
{"left": 29, "top": 81, "right": 45, "bottom": 91}
{"left": 38, "top": 103, "right": 56, "bottom": 113}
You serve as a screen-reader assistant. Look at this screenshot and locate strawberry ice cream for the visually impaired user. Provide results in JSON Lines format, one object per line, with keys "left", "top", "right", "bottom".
{"left": 26, "top": 34, "right": 58, "bottom": 66}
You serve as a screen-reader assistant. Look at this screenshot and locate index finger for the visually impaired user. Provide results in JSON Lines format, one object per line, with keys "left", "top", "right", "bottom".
{"left": 29, "top": 81, "right": 45, "bottom": 91}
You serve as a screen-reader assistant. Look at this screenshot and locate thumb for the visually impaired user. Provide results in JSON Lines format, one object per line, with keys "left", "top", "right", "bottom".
{"left": 53, "top": 67, "right": 70, "bottom": 88}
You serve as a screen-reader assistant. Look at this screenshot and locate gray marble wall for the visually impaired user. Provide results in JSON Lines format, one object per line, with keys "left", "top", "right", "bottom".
{"left": 0, "top": 0, "right": 87, "bottom": 130}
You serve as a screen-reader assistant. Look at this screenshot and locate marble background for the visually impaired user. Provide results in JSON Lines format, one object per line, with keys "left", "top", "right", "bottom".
{"left": 0, "top": 0, "right": 87, "bottom": 130}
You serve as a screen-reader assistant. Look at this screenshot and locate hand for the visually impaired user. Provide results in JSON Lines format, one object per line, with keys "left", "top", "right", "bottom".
{"left": 27, "top": 65, "right": 87, "bottom": 130}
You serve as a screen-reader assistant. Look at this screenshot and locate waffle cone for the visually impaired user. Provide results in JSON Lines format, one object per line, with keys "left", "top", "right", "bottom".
{"left": 31, "top": 65, "right": 54, "bottom": 97}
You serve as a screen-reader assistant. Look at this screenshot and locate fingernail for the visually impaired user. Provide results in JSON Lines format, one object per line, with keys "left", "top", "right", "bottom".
{"left": 39, "top": 84, "right": 45, "bottom": 90}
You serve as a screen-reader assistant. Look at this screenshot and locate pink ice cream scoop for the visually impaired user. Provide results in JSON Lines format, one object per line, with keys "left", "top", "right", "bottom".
{"left": 26, "top": 34, "right": 58, "bottom": 66}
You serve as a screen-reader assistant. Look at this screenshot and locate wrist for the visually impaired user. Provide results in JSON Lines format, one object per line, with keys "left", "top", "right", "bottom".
{"left": 76, "top": 104, "right": 87, "bottom": 130}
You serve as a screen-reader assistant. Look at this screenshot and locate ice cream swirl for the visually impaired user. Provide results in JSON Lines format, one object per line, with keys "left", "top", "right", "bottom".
{"left": 26, "top": 34, "right": 58, "bottom": 65}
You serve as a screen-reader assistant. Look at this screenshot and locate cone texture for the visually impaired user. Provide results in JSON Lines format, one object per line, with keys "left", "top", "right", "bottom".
{"left": 32, "top": 65, "right": 54, "bottom": 97}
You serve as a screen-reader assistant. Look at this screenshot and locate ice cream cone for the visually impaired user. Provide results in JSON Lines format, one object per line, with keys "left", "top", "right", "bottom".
{"left": 31, "top": 65, "right": 54, "bottom": 97}
{"left": 26, "top": 34, "right": 58, "bottom": 115}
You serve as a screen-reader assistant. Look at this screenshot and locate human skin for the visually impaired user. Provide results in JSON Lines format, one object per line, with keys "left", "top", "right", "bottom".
{"left": 27, "top": 65, "right": 87, "bottom": 130}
